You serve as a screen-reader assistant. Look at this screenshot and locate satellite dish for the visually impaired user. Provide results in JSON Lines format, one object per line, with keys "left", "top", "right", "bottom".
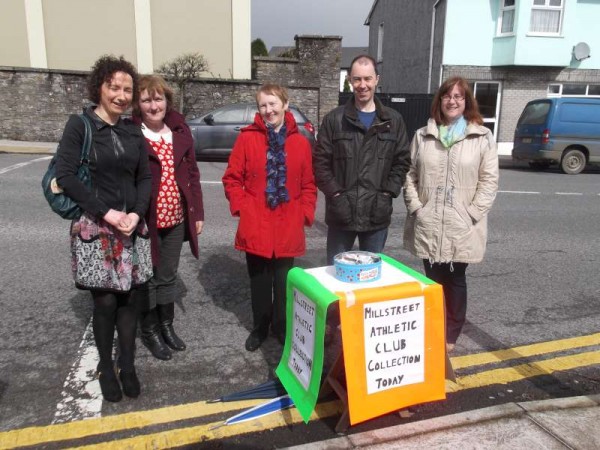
{"left": 573, "top": 42, "right": 591, "bottom": 61}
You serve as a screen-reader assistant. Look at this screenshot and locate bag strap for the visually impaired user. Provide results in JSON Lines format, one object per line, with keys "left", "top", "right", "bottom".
{"left": 78, "top": 114, "right": 93, "bottom": 165}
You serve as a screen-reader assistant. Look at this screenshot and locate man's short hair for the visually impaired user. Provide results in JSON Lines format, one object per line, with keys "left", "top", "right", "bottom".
{"left": 349, "top": 54, "right": 378, "bottom": 77}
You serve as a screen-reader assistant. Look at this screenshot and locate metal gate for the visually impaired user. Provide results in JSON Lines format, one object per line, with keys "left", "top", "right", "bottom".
{"left": 339, "top": 93, "right": 433, "bottom": 138}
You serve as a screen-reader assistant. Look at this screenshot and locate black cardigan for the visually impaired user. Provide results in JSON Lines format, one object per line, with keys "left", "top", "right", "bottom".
{"left": 55, "top": 106, "right": 152, "bottom": 219}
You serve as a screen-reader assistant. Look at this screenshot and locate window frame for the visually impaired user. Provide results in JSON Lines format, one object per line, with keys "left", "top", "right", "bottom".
{"left": 546, "top": 83, "right": 600, "bottom": 98}
{"left": 529, "top": 0, "right": 564, "bottom": 36}
{"left": 497, "top": 0, "right": 516, "bottom": 36}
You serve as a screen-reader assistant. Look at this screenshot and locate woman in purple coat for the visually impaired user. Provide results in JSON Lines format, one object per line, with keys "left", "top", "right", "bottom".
{"left": 132, "top": 75, "right": 204, "bottom": 360}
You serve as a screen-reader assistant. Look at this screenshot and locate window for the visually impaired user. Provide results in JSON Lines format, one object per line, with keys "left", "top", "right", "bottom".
{"left": 498, "top": 0, "right": 516, "bottom": 35}
{"left": 546, "top": 83, "right": 600, "bottom": 97}
{"left": 517, "top": 101, "right": 551, "bottom": 126}
{"left": 212, "top": 105, "right": 247, "bottom": 123}
{"left": 530, "top": 0, "right": 563, "bottom": 34}
{"left": 562, "top": 84, "right": 586, "bottom": 96}
{"left": 377, "top": 23, "right": 384, "bottom": 62}
{"left": 472, "top": 82, "right": 501, "bottom": 138}
{"left": 547, "top": 84, "right": 560, "bottom": 95}
{"left": 588, "top": 85, "right": 600, "bottom": 96}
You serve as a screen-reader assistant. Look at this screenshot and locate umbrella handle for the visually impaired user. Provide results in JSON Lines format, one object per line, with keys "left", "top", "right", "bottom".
{"left": 208, "top": 422, "right": 226, "bottom": 431}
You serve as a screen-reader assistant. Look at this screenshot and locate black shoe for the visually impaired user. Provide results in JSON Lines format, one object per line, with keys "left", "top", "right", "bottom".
{"left": 161, "top": 323, "right": 186, "bottom": 351}
{"left": 245, "top": 330, "right": 267, "bottom": 352}
{"left": 119, "top": 368, "right": 140, "bottom": 398}
{"left": 98, "top": 367, "right": 122, "bottom": 402}
{"left": 141, "top": 332, "right": 172, "bottom": 360}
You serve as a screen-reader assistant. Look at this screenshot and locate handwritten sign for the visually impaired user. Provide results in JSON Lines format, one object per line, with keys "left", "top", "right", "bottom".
{"left": 288, "top": 288, "right": 316, "bottom": 389}
{"left": 363, "top": 296, "right": 424, "bottom": 394}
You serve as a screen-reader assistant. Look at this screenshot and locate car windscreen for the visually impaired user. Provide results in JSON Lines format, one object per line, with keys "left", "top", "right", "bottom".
{"left": 517, "top": 101, "right": 551, "bottom": 126}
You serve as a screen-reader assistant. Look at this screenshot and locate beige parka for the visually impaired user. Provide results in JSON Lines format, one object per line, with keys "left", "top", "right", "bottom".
{"left": 403, "top": 118, "right": 499, "bottom": 264}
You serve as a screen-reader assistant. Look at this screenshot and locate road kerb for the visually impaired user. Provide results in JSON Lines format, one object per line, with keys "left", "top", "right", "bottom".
{"left": 0, "top": 140, "right": 57, "bottom": 154}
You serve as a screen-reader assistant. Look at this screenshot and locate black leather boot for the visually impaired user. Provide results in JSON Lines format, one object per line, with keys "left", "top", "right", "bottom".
{"left": 158, "top": 303, "right": 186, "bottom": 351}
{"left": 141, "top": 308, "right": 172, "bottom": 360}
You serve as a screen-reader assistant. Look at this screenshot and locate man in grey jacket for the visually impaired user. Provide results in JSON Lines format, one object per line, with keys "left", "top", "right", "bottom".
{"left": 313, "top": 54, "right": 411, "bottom": 264}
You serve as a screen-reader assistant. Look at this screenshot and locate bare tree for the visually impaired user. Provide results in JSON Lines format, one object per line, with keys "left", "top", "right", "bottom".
{"left": 158, "top": 53, "right": 209, "bottom": 113}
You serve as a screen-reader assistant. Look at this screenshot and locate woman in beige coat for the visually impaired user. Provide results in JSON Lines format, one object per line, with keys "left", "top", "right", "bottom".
{"left": 403, "top": 77, "right": 499, "bottom": 352}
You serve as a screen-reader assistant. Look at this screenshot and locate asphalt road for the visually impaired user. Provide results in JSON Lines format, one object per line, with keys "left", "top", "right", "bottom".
{"left": 0, "top": 154, "right": 599, "bottom": 448}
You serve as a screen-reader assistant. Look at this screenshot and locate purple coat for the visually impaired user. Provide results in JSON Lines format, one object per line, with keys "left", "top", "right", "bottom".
{"left": 133, "top": 110, "right": 204, "bottom": 265}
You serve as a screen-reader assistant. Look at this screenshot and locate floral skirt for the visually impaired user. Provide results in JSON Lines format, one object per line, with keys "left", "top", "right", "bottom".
{"left": 70, "top": 213, "right": 153, "bottom": 292}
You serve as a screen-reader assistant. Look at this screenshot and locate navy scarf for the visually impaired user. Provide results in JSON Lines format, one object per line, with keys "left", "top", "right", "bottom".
{"left": 265, "top": 123, "right": 289, "bottom": 209}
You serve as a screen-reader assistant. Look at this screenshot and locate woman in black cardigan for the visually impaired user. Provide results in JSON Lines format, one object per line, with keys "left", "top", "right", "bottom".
{"left": 55, "top": 56, "right": 152, "bottom": 402}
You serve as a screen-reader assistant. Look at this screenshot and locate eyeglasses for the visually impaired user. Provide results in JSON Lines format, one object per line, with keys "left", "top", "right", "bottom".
{"left": 441, "top": 94, "right": 465, "bottom": 102}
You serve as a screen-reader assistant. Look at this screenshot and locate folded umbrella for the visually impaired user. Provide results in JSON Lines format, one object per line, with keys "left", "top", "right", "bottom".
{"left": 210, "top": 395, "right": 294, "bottom": 429}
{"left": 208, "top": 378, "right": 287, "bottom": 403}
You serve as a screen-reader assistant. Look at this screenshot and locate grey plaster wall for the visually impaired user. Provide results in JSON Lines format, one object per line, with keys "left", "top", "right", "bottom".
{"left": 368, "top": 0, "right": 439, "bottom": 93}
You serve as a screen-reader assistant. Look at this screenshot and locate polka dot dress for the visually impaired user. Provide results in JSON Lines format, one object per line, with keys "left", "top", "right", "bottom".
{"left": 142, "top": 126, "right": 184, "bottom": 229}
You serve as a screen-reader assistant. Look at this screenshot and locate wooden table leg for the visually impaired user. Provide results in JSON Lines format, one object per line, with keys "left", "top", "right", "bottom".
{"left": 319, "top": 349, "right": 350, "bottom": 433}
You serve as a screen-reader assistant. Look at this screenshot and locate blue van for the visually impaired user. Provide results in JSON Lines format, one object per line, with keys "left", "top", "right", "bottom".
{"left": 512, "top": 97, "right": 600, "bottom": 174}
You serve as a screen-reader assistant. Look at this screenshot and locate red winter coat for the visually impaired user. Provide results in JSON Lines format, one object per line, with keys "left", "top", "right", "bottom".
{"left": 132, "top": 110, "right": 204, "bottom": 265}
{"left": 222, "top": 111, "right": 317, "bottom": 258}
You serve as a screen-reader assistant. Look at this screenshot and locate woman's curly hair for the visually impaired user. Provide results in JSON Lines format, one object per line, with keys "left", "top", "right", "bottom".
{"left": 87, "top": 55, "right": 139, "bottom": 104}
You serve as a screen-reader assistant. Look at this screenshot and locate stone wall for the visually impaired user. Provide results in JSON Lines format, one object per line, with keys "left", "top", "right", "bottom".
{"left": 254, "top": 35, "right": 341, "bottom": 128}
{"left": 0, "top": 35, "right": 341, "bottom": 141}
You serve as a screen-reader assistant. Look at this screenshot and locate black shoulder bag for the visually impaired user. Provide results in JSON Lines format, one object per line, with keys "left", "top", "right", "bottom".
{"left": 41, "top": 114, "right": 92, "bottom": 220}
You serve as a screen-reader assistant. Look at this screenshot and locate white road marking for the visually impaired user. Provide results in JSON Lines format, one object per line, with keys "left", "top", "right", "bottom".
{"left": 0, "top": 156, "right": 51, "bottom": 174}
{"left": 555, "top": 192, "right": 583, "bottom": 195}
{"left": 200, "top": 181, "right": 223, "bottom": 185}
{"left": 53, "top": 320, "right": 102, "bottom": 423}
{"left": 498, "top": 190, "right": 540, "bottom": 194}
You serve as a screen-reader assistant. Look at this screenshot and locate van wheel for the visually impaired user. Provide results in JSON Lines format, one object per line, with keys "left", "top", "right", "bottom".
{"left": 560, "top": 148, "right": 586, "bottom": 175}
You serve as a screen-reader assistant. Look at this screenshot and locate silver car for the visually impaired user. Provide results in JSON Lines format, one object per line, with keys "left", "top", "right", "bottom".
{"left": 187, "top": 103, "right": 316, "bottom": 161}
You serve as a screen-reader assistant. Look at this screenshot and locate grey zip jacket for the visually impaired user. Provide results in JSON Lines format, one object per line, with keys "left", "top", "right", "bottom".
{"left": 403, "top": 118, "right": 499, "bottom": 263}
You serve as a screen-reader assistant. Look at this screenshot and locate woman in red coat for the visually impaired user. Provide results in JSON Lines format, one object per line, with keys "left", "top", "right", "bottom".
{"left": 132, "top": 75, "right": 204, "bottom": 361}
{"left": 222, "top": 83, "right": 317, "bottom": 351}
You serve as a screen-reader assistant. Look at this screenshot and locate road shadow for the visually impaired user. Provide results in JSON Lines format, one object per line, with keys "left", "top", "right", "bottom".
{"left": 196, "top": 248, "right": 251, "bottom": 329}
{"left": 67, "top": 290, "right": 93, "bottom": 326}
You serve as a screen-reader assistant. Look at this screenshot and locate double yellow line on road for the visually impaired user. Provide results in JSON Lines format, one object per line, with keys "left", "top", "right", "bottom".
{"left": 1, "top": 333, "right": 599, "bottom": 449}
{"left": 447, "top": 332, "right": 600, "bottom": 392}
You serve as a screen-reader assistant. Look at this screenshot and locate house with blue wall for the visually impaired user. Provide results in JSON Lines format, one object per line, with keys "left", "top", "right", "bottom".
{"left": 366, "top": 0, "right": 600, "bottom": 153}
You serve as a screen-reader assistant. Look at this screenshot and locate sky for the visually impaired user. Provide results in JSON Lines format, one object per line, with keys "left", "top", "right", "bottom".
{"left": 251, "top": 0, "right": 372, "bottom": 51}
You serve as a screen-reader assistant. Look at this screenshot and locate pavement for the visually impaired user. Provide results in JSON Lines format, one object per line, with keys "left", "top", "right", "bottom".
{"left": 0, "top": 139, "right": 57, "bottom": 154}
{"left": 3, "top": 139, "right": 599, "bottom": 448}
{"left": 285, "top": 395, "right": 600, "bottom": 449}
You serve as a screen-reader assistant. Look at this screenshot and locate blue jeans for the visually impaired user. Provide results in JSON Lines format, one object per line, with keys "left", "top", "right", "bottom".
{"left": 326, "top": 227, "right": 389, "bottom": 265}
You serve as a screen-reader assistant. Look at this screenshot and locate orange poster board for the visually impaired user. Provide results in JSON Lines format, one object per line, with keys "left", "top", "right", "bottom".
{"left": 338, "top": 279, "right": 446, "bottom": 425}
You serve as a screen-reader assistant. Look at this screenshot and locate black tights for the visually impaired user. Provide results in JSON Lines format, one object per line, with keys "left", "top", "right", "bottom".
{"left": 91, "top": 290, "right": 138, "bottom": 371}
{"left": 423, "top": 261, "right": 468, "bottom": 344}
{"left": 245, "top": 253, "right": 294, "bottom": 336}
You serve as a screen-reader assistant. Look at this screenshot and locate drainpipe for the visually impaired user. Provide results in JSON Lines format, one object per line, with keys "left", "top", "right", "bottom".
{"left": 427, "top": 0, "right": 443, "bottom": 94}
